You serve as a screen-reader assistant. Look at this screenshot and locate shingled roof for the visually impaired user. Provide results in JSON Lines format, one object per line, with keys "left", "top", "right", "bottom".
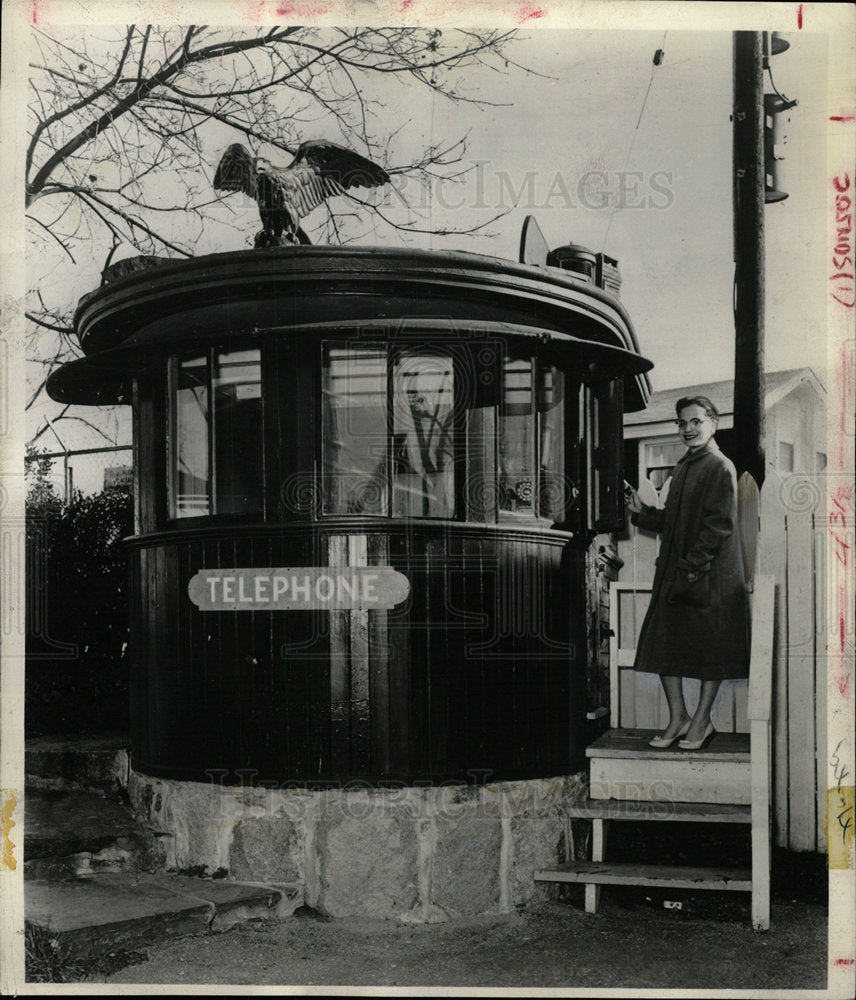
{"left": 625, "top": 367, "right": 825, "bottom": 426}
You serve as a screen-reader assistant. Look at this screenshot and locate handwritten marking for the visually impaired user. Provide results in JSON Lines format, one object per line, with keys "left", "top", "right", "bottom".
{"left": 834, "top": 958, "right": 856, "bottom": 966}
{"left": 1, "top": 790, "right": 17, "bottom": 872}
{"left": 797, "top": 3, "right": 803, "bottom": 28}
{"left": 830, "top": 116, "right": 856, "bottom": 123}
{"left": 829, "top": 486, "right": 853, "bottom": 695}
{"left": 31, "top": 0, "right": 38, "bottom": 25}
{"left": 828, "top": 742, "right": 854, "bottom": 869}
{"left": 830, "top": 174, "right": 854, "bottom": 309}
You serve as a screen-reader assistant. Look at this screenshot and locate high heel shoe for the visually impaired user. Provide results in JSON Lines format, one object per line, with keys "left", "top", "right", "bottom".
{"left": 678, "top": 721, "right": 715, "bottom": 751}
{"left": 648, "top": 720, "right": 691, "bottom": 749}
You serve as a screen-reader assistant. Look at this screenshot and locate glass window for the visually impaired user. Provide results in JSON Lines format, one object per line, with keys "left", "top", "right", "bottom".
{"left": 778, "top": 441, "right": 795, "bottom": 473}
{"left": 391, "top": 351, "right": 455, "bottom": 518}
{"left": 173, "top": 356, "right": 210, "bottom": 516}
{"left": 539, "top": 366, "right": 566, "bottom": 520}
{"left": 497, "top": 358, "right": 568, "bottom": 522}
{"left": 320, "top": 344, "right": 574, "bottom": 525}
{"left": 213, "top": 350, "right": 263, "bottom": 514}
{"left": 642, "top": 439, "right": 685, "bottom": 490}
{"left": 170, "top": 349, "right": 263, "bottom": 518}
{"left": 322, "top": 346, "right": 456, "bottom": 518}
{"left": 322, "top": 347, "right": 387, "bottom": 514}
{"left": 499, "top": 357, "right": 535, "bottom": 516}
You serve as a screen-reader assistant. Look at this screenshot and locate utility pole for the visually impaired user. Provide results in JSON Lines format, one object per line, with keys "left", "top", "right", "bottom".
{"left": 732, "top": 31, "right": 766, "bottom": 488}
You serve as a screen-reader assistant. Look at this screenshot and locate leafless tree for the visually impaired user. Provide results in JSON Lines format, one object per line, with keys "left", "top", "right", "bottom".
{"left": 25, "top": 24, "right": 526, "bottom": 421}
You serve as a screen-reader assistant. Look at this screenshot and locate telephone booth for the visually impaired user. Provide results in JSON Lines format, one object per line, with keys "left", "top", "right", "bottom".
{"left": 48, "top": 243, "right": 652, "bottom": 786}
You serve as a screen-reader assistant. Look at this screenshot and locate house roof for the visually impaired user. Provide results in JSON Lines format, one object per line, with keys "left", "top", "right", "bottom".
{"left": 624, "top": 367, "right": 825, "bottom": 426}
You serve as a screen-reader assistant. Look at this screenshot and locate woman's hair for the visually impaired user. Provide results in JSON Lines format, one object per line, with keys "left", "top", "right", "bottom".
{"left": 675, "top": 395, "right": 719, "bottom": 420}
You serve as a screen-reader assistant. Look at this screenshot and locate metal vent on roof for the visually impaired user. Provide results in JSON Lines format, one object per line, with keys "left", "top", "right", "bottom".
{"left": 546, "top": 243, "right": 597, "bottom": 282}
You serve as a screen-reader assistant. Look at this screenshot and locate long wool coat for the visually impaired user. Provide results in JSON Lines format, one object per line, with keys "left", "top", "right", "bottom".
{"left": 632, "top": 439, "right": 749, "bottom": 680}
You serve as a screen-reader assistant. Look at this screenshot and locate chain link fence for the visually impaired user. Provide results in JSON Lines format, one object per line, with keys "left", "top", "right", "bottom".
{"left": 25, "top": 444, "right": 133, "bottom": 501}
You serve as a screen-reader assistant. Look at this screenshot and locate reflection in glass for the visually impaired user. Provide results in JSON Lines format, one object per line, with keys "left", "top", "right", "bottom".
{"left": 213, "top": 350, "right": 263, "bottom": 514}
{"left": 499, "top": 357, "right": 534, "bottom": 515}
{"left": 171, "top": 349, "right": 262, "bottom": 518}
{"left": 173, "top": 356, "right": 210, "bottom": 517}
{"left": 392, "top": 352, "right": 455, "bottom": 518}
{"left": 322, "top": 347, "right": 387, "bottom": 514}
{"left": 539, "top": 366, "right": 566, "bottom": 520}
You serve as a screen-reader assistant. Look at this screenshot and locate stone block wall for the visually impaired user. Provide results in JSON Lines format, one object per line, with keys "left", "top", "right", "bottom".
{"left": 128, "top": 771, "right": 588, "bottom": 920}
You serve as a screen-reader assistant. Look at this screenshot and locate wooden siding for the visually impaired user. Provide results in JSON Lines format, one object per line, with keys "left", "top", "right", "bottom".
{"left": 128, "top": 522, "right": 587, "bottom": 785}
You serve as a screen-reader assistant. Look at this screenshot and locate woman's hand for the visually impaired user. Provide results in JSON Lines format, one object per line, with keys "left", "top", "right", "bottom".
{"left": 624, "top": 481, "right": 642, "bottom": 514}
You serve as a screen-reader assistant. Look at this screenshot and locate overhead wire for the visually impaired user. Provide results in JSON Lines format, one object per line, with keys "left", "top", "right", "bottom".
{"left": 600, "top": 31, "right": 667, "bottom": 253}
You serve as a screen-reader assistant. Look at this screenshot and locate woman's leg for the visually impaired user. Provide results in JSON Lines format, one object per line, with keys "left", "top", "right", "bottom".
{"left": 685, "top": 679, "right": 722, "bottom": 741}
{"left": 659, "top": 675, "right": 692, "bottom": 739}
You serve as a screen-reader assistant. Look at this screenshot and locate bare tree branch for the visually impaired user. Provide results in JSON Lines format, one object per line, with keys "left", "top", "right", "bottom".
{"left": 25, "top": 24, "right": 525, "bottom": 415}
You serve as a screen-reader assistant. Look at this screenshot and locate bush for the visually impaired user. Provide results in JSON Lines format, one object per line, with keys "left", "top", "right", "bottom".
{"left": 26, "top": 473, "right": 134, "bottom": 736}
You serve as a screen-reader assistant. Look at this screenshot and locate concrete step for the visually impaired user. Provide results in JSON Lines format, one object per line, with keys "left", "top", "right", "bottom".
{"left": 26, "top": 733, "right": 130, "bottom": 796}
{"left": 25, "top": 789, "right": 162, "bottom": 877}
{"left": 25, "top": 871, "right": 295, "bottom": 960}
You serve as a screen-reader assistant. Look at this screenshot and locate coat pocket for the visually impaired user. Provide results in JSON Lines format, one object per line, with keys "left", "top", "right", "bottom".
{"left": 667, "top": 558, "right": 711, "bottom": 608}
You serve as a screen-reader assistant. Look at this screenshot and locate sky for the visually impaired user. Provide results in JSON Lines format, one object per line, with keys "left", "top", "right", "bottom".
{"left": 17, "top": 5, "right": 842, "bottom": 492}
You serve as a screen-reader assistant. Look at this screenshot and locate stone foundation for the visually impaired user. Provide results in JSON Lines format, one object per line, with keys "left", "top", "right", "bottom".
{"left": 128, "top": 771, "right": 588, "bottom": 920}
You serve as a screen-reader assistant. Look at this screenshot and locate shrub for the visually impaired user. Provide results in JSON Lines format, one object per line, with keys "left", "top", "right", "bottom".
{"left": 26, "top": 469, "right": 134, "bottom": 736}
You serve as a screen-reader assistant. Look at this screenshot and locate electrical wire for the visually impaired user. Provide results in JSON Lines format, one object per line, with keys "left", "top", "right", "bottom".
{"left": 766, "top": 61, "right": 792, "bottom": 104}
{"left": 600, "top": 31, "right": 668, "bottom": 253}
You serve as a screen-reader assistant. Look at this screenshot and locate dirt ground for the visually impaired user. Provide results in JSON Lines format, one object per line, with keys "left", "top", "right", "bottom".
{"left": 97, "top": 887, "right": 829, "bottom": 992}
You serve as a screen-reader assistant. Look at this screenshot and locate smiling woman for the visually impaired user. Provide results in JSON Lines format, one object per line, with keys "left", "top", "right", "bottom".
{"left": 627, "top": 394, "right": 750, "bottom": 749}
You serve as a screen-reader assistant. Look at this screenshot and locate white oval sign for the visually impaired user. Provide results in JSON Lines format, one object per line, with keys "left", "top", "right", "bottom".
{"left": 188, "top": 566, "right": 410, "bottom": 611}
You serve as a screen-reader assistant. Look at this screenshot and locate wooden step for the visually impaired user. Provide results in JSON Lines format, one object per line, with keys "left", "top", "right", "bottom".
{"left": 586, "top": 728, "right": 750, "bottom": 762}
{"left": 586, "top": 728, "right": 751, "bottom": 805}
{"left": 534, "top": 861, "right": 752, "bottom": 892}
{"left": 566, "top": 797, "right": 751, "bottom": 824}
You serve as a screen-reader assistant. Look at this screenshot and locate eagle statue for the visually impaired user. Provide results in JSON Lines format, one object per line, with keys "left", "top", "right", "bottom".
{"left": 213, "top": 141, "right": 390, "bottom": 247}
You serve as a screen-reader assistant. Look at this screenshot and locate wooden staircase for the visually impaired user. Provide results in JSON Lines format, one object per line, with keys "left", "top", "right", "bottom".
{"left": 536, "top": 575, "right": 775, "bottom": 931}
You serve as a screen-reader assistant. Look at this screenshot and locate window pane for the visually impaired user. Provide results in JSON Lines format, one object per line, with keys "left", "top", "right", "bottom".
{"left": 322, "top": 347, "right": 388, "bottom": 514}
{"left": 778, "top": 441, "right": 795, "bottom": 473}
{"left": 644, "top": 440, "right": 685, "bottom": 490}
{"left": 392, "top": 351, "right": 455, "bottom": 518}
{"left": 213, "top": 349, "right": 263, "bottom": 514}
{"left": 499, "top": 357, "right": 534, "bottom": 516}
{"left": 539, "top": 366, "right": 566, "bottom": 520}
{"left": 173, "top": 356, "right": 210, "bottom": 517}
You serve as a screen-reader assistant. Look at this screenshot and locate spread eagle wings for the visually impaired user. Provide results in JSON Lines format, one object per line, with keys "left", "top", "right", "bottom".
{"left": 213, "top": 141, "right": 390, "bottom": 241}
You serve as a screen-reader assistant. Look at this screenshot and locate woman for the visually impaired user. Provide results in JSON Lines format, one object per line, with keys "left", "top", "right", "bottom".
{"left": 626, "top": 396, "right": 749, "bottom": 749}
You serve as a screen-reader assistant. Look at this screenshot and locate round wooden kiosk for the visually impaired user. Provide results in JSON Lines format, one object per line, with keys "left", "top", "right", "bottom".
{"left": 49, "top": 246, "right": 652, "bottom": 788}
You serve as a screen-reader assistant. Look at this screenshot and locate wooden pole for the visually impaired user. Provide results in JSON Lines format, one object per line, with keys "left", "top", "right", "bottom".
{"left": 732, "top": 31, "right": 766, "bottom": 488}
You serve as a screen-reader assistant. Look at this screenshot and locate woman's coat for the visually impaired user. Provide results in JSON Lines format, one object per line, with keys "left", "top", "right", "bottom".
{"left": 631, "top": 439, "right": 750, "bottom": 679}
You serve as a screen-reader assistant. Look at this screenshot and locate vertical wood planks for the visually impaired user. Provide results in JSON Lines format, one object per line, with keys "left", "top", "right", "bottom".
{"left": 367, "top": 533, "right": 391, "bottom": 778}
{"left": 785, "top": 509, "right": 817, "bottom": 851}
{"left": 759, "top": 469, "right": 790, "bottom": 848}
{"left": 327, "top": 534, "right": 350, "bottom": 777}
{"left": 348, "top": 534, "right": 371, "bottom": 774}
